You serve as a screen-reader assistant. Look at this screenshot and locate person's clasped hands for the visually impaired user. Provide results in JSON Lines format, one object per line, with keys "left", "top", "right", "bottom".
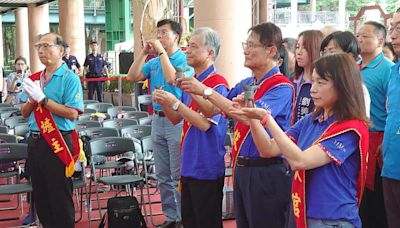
{"left": 176, "top": 76, "right": 205, "bottom": 95}
{"left": 22, "top": 78, "right": 46, "bottom": 104}
{"left": 152, "top": 88, "right": 177, "bottom": 107}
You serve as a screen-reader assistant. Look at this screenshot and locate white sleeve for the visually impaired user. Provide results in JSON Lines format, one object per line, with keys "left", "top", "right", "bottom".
{"left": 362, "top": 83, "right": 371, "bottom": 118}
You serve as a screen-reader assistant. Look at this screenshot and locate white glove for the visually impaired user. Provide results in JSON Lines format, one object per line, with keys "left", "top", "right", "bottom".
{"left": 22, "top": 78, "right": 45, "bottom": 103}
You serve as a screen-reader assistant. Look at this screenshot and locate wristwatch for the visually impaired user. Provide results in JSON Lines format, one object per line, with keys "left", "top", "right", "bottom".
{"left": 172, "top": 100, "right": 181, "bottom": 111}
{"left": 203, "top": 87, "right": 213, "bottom": 99}
{"left": 40, "top": 97, "right": 48, "bottom": 107}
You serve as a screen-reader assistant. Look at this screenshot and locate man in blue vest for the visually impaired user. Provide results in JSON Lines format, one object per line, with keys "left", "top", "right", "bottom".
{"left": 127, "top": 19, "right": 193, "bottom": 228}
{"left": 153, "top": 27, "right": 229, "bottom": 228}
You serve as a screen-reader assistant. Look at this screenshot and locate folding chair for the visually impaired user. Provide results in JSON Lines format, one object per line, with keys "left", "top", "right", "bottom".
{"left": 78, "top": 127, "right": 120, "bottom": 139}
{"left": 0, "top": 108, "right": 20, "bottom": 124}
{"left": 0, "top": 107, "right": 19, "bottom": 113}
{"left": 123, "top": 111, "right": 149, "bottom": 120}
{"left": 0, "top": 104, "right": 12, "bottom": 108}
{"left": 120, "top": 125, "right": 152, "bottom": 141}
{"left": 83, "top": 100, "right": 99, "bottom": 105}
{"left": 78, "top": 127, "right": 120, "bottom": 167}
{"left": 137, "top": 94, "right": 152, "bottom": 112}
{"left": 102, "top": 118, "right": 138, "bottom": 131}
{"left": 72, "top": 161, "right": 87, "bottom": 223}
{"left": 0, "top": 143, "right": 32, "bottom": 222}
{"left": 75, "top": 120, "right": 102, "bottom": 131}
{"left": 85, "top": 103, "right": 113, "bottom": 113}
{"left": 78, "top": 127, "right": 121, "bottom": 221}
{"left": 84, "top": 108, "right": 97, "bottom": 114}
{"left": 0, "top": 134, "right": 18, "bottom": 178}
{"left": 0, "top": 126, "right": 8, "bottom": 134}
{"left": 107, "top": 106, "right": 137, "bottom": 119}
{"left": 0, "top": 133, "right": 18, "bottom": 143}
{"left": 138, "top": 116, "right": 152, "bottom": 125}
{"left": 14, "top": 123, "right": 29, "bottom": 139}
{"left": 137, "top": 135, "right": 161, "bottom": 226}
{"left": 224, "top": 133, "right": 233, "bottom": 180}
{"left": 87, "top": 137, "right": 146, "bottom": 220}
{"left": 4, "top": 116, "right": 27, "bottom": 135}
{"left": 0, "top": 134, "right": 19, "bottom": 210}
{"left": 120, "top": 125, "right": 152, "bottom": 179}
{"left": 78, "top": 113, "right": 111, "bottom": 121}
{"left": 12, "top": 103, "right": 24, "bottom": 109}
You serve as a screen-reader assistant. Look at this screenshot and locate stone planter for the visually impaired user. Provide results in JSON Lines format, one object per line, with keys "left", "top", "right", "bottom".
{"left": 122, "top": 93, "right": 132, "bottom": 106}
{"left": 110, "top": 92, "right": 134, "bottom": 106}
{"left": 103, "top": 92, "right": 113, "bottom": 104}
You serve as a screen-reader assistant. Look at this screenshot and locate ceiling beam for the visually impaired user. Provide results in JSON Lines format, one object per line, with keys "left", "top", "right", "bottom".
{"left": 0, "top": 4, "right": 27, "bottom": 7}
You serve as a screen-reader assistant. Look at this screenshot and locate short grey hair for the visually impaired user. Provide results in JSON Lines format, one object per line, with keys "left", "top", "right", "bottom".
{"left": 192, "top": 27, "right": 221, "bottom": 61}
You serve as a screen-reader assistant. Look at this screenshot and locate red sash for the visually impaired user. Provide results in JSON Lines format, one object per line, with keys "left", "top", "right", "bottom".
{"left": 29, "top": 72, "right": 80, "bottom": 177}
{"left": 180, "top": 74, "right": 229, "bottom": 151}
{"left": 231, "top": 74, "right": 293, "bottom": 167}
{"left": 291, "top": 119, "right": 369, "bottom": 228}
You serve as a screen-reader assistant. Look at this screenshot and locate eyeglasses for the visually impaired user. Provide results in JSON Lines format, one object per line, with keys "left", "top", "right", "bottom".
{"left": 34, "top": 43, "right": 60, "bottom": 50}
{"left": 388, "top": 24, "right": 400, "bottom": 35}
{"left": 156, "top": 30, "right": 174, "bottom": 37}
{"left": 242, "top": 42, "right": 266, "bottom": 50}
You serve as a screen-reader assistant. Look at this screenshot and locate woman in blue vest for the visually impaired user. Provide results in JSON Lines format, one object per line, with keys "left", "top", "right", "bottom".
{"left": 231, "top": 53, "right": 370, "bottom": 228}
{"left": 292, "top": 30, "right": 324, "bottom": 123}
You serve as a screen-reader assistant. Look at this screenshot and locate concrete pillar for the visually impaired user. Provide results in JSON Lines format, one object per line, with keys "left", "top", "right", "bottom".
{"left": 290, "top": 0, "right": 298, "bottom": 27}
{"left": 132, "top": 0, "right": 165, "bottom": 60}
{"left": 260, "top": 0, "right": 269, "bottom": 23}
{"left": 58, "top": 0, "right": 86, "bottom": 67}
{"left": 0, "top": 15, "right": 3, "bottom": 67}
{"left": 194, "top": 0, "right": 252, "bottom": 86}
{"left": 310, "top": 0, "right": 316, "bottom": 12}
{"left": 15, "top": 8, "right": 30, "bottom": 66}
{"left": 28, "top": 3, "right": 49, "bottom": 73}
{"left": 338, "top": 0, "right": 346, "bottom": 30}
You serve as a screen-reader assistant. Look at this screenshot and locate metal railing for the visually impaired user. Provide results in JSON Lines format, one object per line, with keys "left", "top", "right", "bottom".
{"left": 49, "top": 0, "right": 105, "bottom": 11}
{"left": 272, "top": 10, "right": 345, "bottom": 26}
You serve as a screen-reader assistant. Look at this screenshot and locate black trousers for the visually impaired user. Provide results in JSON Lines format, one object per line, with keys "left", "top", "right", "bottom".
{"left": 27, "top": 133, "right": 75, "bottom": 228}
{"left": 181, "top": 176, "right": 224, "bottom": 228}
{"left": 234, "top": 164, "right": 292, "bottom": 228}
{"left": 88, "top": 80, "right": 103, "bottom": 102}
{"left": 360, "top": 166, "right": 388, "bottom": 228}
{"left": 383, "top": 177, "right": 400, "bottom": 228}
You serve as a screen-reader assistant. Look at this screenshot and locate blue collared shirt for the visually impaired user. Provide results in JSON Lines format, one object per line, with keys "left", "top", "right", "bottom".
{"left": 227, "top": 66, "right": 293, "bottom": 158}
{"left": 382, "top": 62, "right": 400, "bottom": 180}
{"left": 20, "top": 63, "right": 84, "bottom": 131}
{"left": 181, "top": 65, "right": 229, "bottom": 180}
{"left": 141, "top": 49, "right": 194, "bottom": 111}
{"left": 286, "top": 113, "right": 361, "bottom": 228}
{"left": 360, "top": 53, "right": 394, "bottom": 131}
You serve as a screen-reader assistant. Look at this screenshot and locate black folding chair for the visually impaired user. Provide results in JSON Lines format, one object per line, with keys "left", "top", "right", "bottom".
{"left": 0, "top": 126, "right": 7, "bottom": 134}
{"left": 107, "top": 106, "right": 137, "bottom": 119}
{"left": 85, "top": 103, "right": 113, "bottom": 113}
{"left": 83, "top": 100, "right": 99, "bottom": 105}
{"left": 102, "top": 118, "right": 138, "bottom": 131}
{"left": 75, "top": 120, "right": 102, "bottom": 131}
{"left": 0, "top": 143, "right": 32, "bottom": 222}
{"left": 137, "top": 95, "right": 152, "bottom": 112}
{"left": 87, "top": 137, "right": 146, "bottom": 220}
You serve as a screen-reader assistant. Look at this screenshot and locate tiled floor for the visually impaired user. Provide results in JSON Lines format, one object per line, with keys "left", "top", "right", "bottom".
{"left": 0, "top": 185, "right": 237, "bottom": 228}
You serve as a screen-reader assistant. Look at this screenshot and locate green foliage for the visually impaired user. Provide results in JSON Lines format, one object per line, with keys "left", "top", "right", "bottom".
{"left": 313, "top": 0, "right": 398, "bottom": 16}
{"left": 385, "top": 0, "right": 399, "bottom": 13}
{"left": 105, "top": 76, "right": 135, "bottom": 94}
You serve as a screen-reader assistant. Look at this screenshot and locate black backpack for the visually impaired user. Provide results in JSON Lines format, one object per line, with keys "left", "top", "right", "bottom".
{"left": 99, "top": 196, "right": 147, "bottom": 228}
